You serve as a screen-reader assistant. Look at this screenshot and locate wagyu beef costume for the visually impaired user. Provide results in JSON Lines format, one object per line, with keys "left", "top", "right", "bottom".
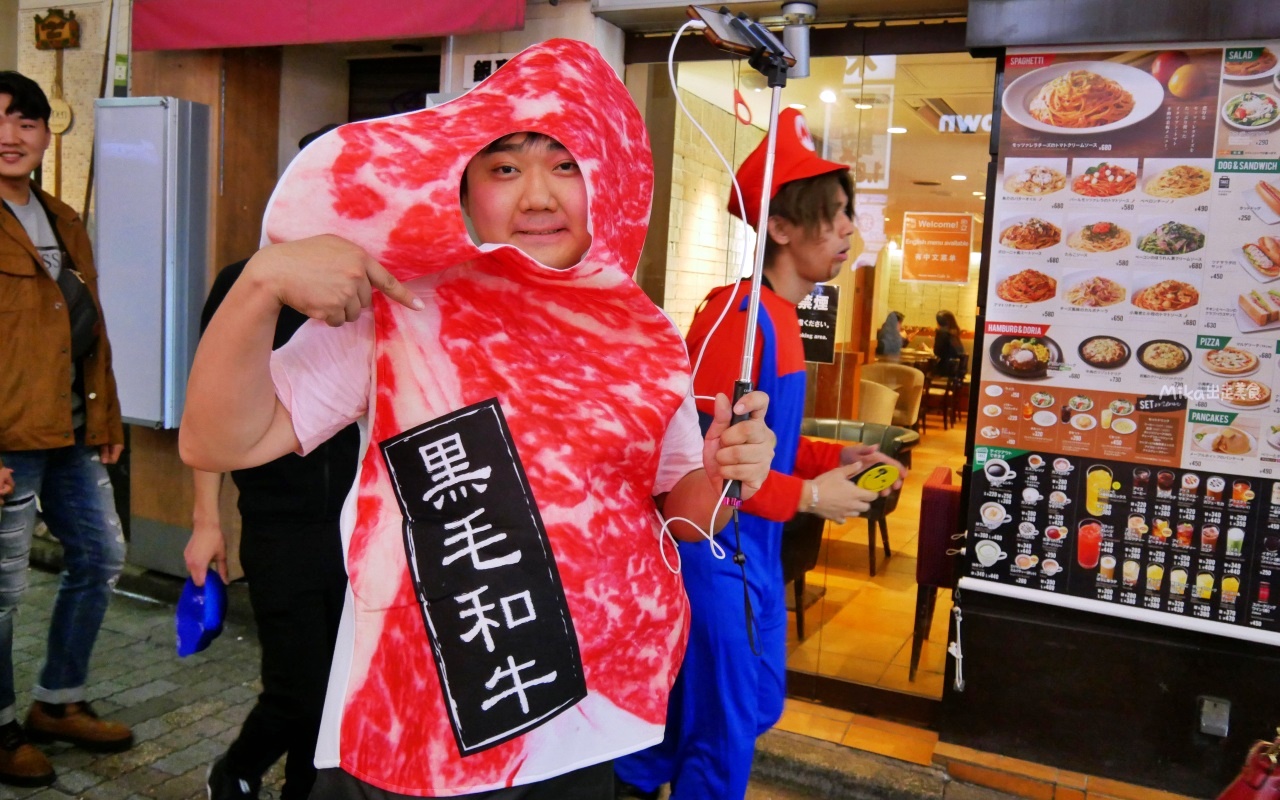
{"left": 263, "top": 40, "right": 700, "bottom": 796}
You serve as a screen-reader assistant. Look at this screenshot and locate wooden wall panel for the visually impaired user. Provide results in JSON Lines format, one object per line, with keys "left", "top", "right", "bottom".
{"left": 123, "top": 48, "right": 281, "bottom": 578}
{"left": 217, "top": 47, "right": 283, "bottom": 268}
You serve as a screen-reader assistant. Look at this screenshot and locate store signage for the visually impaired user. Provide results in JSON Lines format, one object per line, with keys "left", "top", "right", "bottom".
{"left": 964, "top": 40, "right": 1280, "bottom": 643}
{"left": 796, "top": 285, "right": 838, "bottom": 364}
{"left": 463, "top": 54, "right": 520, "bottom": 89}
{"left": 900, "top": 212, "right": 973, "bottom": 282}
{"left": 938, "top": 114, "right": 993, "bottom": 134}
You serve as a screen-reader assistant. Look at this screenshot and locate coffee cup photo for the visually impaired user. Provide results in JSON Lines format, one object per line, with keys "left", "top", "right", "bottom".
{"left": 984, "top": 459, "right": 1016, "bottom": 485}
{"left": 1053, "top": 458, "right": 1074, "bottom": 473}
{"left": 1021, "top": 488, "right": 1043, "bottom": 504}
{"left": 1018, "top": 522, "right": 1038, "bottom": 536}
{"left": 1027, "top": 454, "right": 1045, "bottom": 469}
{"left": 974, "top": 540, "right": 1008, "bottom": 567}
{"left": 1041, "top": 558, "right": 1062, "bottom": 575}
{"left": 979, "top": 502, "right": 1013, "bottom": 528}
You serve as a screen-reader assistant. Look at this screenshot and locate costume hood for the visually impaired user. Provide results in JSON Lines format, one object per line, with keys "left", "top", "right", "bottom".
{"left": 263, "top": 39, "right": 653, "bottom": 282}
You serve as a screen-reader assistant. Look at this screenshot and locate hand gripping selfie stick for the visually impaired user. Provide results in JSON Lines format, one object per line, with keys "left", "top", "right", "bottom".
{"left": 687, "top": 6, "right": 796, "bottom": 506}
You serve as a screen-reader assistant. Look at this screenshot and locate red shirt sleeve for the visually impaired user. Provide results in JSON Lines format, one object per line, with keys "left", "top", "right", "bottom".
{"left": 794, "top": 436, "right": 843, "bottom": 480}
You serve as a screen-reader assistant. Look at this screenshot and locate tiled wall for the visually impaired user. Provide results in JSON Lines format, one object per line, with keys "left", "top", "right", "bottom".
{"left": 879, "top": 252, "right": 981, "bottom": 335}
{"left": 663, "top": 90, "right": 763, "bottom": 333}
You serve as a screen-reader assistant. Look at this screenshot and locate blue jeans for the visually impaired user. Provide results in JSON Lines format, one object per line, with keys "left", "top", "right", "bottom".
{"left": 0, "top": 444, "right": 126, "bottom": 726}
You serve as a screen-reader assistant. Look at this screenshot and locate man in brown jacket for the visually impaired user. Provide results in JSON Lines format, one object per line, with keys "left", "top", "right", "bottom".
{"left": 0, "top": 71, "right": 132, "bottom": 787}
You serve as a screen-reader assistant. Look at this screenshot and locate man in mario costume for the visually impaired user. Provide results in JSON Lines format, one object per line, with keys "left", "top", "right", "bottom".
{"left": 615, "top": 108, "right": 904, "bottom": 800}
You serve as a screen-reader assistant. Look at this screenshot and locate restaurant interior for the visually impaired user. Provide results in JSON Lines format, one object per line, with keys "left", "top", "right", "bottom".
{"left": 642, "top": 46, "right": 998, "bottom": 747}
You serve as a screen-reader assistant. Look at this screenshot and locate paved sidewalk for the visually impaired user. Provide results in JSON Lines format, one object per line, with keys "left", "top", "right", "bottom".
{"left": 3, "top": 559, "right": 1012, "bottom": 800}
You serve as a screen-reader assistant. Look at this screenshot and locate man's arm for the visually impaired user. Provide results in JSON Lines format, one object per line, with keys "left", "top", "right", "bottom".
{"left": 185, "top": 469, "right": 227, "bottom": 586}
{"left": 661, "top": 392, "right": 774, "bottom": 542}
{"left": 179, "top": 235, "right": 420, "bottom": 472}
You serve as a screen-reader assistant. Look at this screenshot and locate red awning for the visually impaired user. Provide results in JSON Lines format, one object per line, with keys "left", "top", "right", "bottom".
{"left": 132, "top": 0, "right": 525, "bottom": 51}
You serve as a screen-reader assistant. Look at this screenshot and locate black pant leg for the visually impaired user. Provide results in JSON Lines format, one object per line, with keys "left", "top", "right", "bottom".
{"left": 225, "top": 518, "right": 347, "bottom": 800}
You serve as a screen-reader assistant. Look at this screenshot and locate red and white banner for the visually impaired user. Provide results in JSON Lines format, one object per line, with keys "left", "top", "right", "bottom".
{"left": 132, "top": 0, "right": 524, "bottom": 51}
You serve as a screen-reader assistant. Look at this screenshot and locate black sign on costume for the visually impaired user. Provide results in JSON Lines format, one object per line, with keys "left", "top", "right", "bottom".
{"left": 380, "top": 399, "right": 586, "bottom": 756}
{"left": 797, "top": 284, "right": 838, "bottom": 365}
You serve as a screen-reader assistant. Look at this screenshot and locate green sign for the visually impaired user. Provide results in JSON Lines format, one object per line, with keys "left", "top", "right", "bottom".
{"left": 972, "top": 447, "right": 1026, "bottom": 467}
{"left": 1225, "top": 48, "right": 1265, "bottom": 62}
{"left": 1197, "top": 335, "right": 1231, "bottom": 349}
{"left": 1216, "top": 159, "right": 1280, "bottom": 174}
{"left": 1189, "top": 409, "right": 1238, "bottom": 425}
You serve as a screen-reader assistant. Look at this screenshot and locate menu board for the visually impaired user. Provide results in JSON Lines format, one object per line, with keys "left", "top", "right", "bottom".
{"left": 964, "top": 42, "right": 1280, "bottom": 642}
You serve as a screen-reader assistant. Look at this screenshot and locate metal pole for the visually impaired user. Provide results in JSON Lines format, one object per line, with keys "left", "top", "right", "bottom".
{"left": 738, "top": 83, "right": 785, "bottom": 384}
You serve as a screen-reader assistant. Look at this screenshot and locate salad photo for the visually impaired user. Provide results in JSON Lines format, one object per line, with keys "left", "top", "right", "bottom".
{"left": 1222, "top": 91, "right": 1280, "bottom": 129}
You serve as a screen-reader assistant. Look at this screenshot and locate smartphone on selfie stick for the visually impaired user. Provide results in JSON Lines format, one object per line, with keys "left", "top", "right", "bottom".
{"left": 687, "top": 6, "right": 796, "bottom": 505}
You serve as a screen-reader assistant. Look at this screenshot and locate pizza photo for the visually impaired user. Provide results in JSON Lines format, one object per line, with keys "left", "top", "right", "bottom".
{"left": 1218, "top": 379, "right": 1272, "bottom": 408}
{"left": 1202, "top": 346, "right": 1260, "bottom": 377}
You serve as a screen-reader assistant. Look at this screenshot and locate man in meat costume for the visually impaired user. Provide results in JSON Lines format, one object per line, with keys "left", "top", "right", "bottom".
{"left": 616, "top": 108, "right": 904, "bottom": 799}
{"left": 179, "top": 40, "right": 775, "bottom": 799}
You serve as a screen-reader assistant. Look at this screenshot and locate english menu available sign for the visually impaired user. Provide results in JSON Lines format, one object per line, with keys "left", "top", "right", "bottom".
{"left": 966, "top": 41, "right": 1280, "bottom": 642}
{"left": 901, "top": 212, "right": 974, "bottom": 282}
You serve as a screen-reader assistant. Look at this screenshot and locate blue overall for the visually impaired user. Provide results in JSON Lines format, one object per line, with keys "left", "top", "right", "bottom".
{"left": 616, "top": 296, "right": 806, "bottom": 799}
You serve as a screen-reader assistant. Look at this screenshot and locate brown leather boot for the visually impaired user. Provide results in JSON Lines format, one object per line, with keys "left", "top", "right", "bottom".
{"left": 25, "top": 701, "right": 133, "bottom": 753}
{"left": 0, "top": 720, "right": 55, "bottom": 787}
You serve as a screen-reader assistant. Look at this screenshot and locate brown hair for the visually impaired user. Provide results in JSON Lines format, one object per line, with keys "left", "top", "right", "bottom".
{"left": 763, "top": 170, "right": 854, "bottom": 263}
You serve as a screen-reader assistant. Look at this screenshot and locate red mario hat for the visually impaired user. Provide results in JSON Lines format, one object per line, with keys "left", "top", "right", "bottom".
{"left": 728, "top": 107, "right": 850, "bottom": 228}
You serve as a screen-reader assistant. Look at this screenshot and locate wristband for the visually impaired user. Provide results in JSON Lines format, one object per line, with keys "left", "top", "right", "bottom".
{"left": 807, "top": 481, "right": 820, "bottom": 513}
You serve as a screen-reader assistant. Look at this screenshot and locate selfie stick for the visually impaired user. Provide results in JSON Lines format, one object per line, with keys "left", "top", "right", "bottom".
{"left": 691, "top": 9, "right": 792, "bottom": 505}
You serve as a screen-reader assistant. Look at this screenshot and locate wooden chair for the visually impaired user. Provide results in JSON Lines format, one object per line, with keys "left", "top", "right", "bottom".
{"left": 919, "top": 353, "right": 968, "bottom": 430}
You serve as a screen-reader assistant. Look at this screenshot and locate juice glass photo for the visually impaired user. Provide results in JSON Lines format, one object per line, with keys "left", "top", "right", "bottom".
{"left": 1170, "top": 569, "right": 1188, "bottom": 596}
{"left": 1133, "top": 467, "right": 1151, "bottom": 492}
{"left": 1233, "top": 480, "right": 1252, "bottom": 502}
{"left": 1195, "top": 572, "right": 1214, "bottom": 600}
{"left": 1157, "top": 470, "right": 1176, "bottom": 496}
{"left": 1201, "top": 525, "right": 1219, "bottom": 554}
{"left": 1077, "top": 520, "right": 1103, "bottom": 569}
{"left": 1086, "top": 466, "right": 1113, "bottom": 516}
{"left": 1146, "top": 563, "right": 1164, "bottom": 592}
{"left": 1176, "top": 522, "right": 1194, "bottom": 548}
{"left": 1222, "top": 576, "right": 1240, "bottom": 603}
{"left": 1206, "top": 476, "right": 1225, "bottom": 502}
{"left": 1261, "top": 582, "right": 1272, "bottom": 603}
{"left": 1227, "top": 527, "right": 1245, "bottom": 557}
{"left": 1099, "top": 555, "right": 1116, "bottom": 581}
{"left": 1122, "top": 560, "right": 1140, "bottom": 587}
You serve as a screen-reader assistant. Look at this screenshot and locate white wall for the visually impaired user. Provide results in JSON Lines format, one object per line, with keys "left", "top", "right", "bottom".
{"left": 441, "top": 0, "right": 625, "bottom": 91}
{"left": 277, "top": 46, "right": 350, "bottom": 176}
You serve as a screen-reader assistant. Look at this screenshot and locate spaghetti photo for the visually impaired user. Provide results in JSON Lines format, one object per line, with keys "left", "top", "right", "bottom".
{"left": 999, "top": 218, "right": 1062, "bottom": 250}
{"left": 996, "top": 269, "right": 1058, "bottom": 303}
{"left": 1004, "top": 165, "right": 1067, "bottom": 196}
{"left": 1143, "top": 165, "right": 1211, "bottom": 198}
{"left": 1029, "top": 70, "right": 1135, "bottom": 129}
{"left": 1067, "top": 221, "right": 1131, "bottom": 252}
{"left": 1072, "top": 163, "right": 1137, "bottom": 197}
{"left": 1066, "top": 276, "right": 1126, "bottom": 307}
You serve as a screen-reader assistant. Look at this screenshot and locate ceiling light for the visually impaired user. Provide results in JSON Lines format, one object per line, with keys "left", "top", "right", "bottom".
{"left": 819, "top": 89, "right": 837, "bottom": 104}
{"left": 788, "top": 103, "right": 807, "bottom": 110}
{"left": 754, "top": 87, "right": 762, "bottom": 93}
{"left": 888, "top": 126, "right": 907, "bottom": 134}
{"left": 854, "top": 102, "right": 872, "bottom": 110}
{"left": 951, "top": 174, "right": 967, "bottom": 181}
{"left": 886, "top": 239, "right": 898, "bottom": 252}
{"left": 972, "top": 191, "right": 983, "bottom": 196}
{"left": 884, "top": 216, "right": 890, "bottom": 222}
